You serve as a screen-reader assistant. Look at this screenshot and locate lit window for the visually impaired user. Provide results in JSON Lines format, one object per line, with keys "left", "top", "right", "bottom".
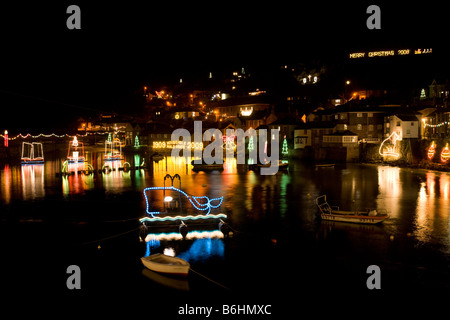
{"left": 357, "top": 113, "right": 363, "bottom": 118}
{"left": 357, "top": 124, "right": 362, "bottom": 130}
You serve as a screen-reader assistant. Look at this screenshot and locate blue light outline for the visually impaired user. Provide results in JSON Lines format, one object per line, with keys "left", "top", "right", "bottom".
{"left": 139, "top": 213, "right": 227, "bottom": 222}
{"left": 143, "top": 186, "right": 223, "bottom": 217}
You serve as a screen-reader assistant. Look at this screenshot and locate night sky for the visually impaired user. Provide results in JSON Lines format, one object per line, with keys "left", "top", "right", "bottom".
{"left": 0, "top": 1, "right": 448, "bottom": 132}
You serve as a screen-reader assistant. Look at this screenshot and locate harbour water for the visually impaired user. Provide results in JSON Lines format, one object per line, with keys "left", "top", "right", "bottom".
{"left": 1, "top": 148, "right": 450, "bottom": 312}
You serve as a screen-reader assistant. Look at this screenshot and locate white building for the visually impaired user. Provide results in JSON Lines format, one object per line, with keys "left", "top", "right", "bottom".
{"left": 384, "top": 114, "right": 420, "bottom": 140}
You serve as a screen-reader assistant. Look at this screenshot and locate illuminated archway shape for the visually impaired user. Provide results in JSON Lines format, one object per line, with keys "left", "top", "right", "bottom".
{"left": 428, "top": 141, "right": 436, "bottom": 160}
{"left": 379, "top": 131, "right": 400, "bottom": 159}
{"left": 441, "top": 143, "right": 450, "bottom": 163}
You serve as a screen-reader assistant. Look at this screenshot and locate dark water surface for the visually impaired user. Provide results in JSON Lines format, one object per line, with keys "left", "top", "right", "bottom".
{"left": 1, "top": 149, "right": 449, "bottom": 314}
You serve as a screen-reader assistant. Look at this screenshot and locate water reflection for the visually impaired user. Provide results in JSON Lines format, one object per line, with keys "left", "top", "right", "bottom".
{"left": 144, "top": 230, "right": 225, "bottom": 263}
{"left": 1, "top": 164, "right": 12, "bottom": 204}
{"left": 415, "top": 172, "right": 450, "bottom": 245}
{"left": 102, "top": 158, "right": 132, "bottom": 193}
{"left": 2, "top": 151, "right": 450, "bottom": 258}
{"left": 377, "top": 166, "right": 401, "bottom": 218}
{"left": 21, "top": 164, "right": 45, "bottom": 200}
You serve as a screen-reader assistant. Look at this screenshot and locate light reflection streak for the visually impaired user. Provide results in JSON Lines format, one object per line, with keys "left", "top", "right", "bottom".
{"left": 415, "top": 172, "right": 450, "bottom": 247}
{"left": 1, "top": 164, "right": 12, "bottom": 204}
{"left": 377, "top": 166, "right": 401, "bottom": 218}
{"left": 21, "top": 164, "right": 45, "bottom": 200}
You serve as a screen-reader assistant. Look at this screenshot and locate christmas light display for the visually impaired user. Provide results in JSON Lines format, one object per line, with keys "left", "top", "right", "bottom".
{"left": 140, "top": 213, "right": 227, "bottom": 223}
{"left": 21, "top": 142, "right": 44, "bottom": 164}
{"left": 67, "top": 136, "right": 86, "bottom": 163}
{"left": 248, "top": 136, "right": 254, "bottom": 152}
{"left": 428, "top": 141, "right": 436, "bottom": 160}
{"left": 144, "top": 230, "right": 224, "bottom": 242}
{"left": 152, "top": 141, "right": 203, "bottom": 150}
{"left": 441, "top": 144, "right": 450, "bottom": 163}
{"left": 222, "top": 135, "right": 236, "bottom": 151}
{"left": 134, "top": 135, "right": 140, "bottom": 148}
{"left": 0, "top": 131, "right": 110, "bottom": 141}
{"left": 3, "top": 130, "right": 8, "bottom": 147}
{"left": 143, "top": 186, "right": 224, "bottom": 217}
{"left": 281, "top": 136, "right": 289, "bottom": 156}
{"left": 423, "top": 121, "right": 448, "bottom": 128}
{"left": 105, "top": 137, "right": 124, "bottom": 160}
{"left": 379, "top": 131, "right": 400, "bottom": 159}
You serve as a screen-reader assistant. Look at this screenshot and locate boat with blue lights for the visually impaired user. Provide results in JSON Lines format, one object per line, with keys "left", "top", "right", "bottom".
{"left": 139, "top": 174, "right": 227, "bottom": 230}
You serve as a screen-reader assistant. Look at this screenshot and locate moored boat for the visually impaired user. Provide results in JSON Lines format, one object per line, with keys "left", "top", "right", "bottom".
{"left": 152, "top": 152, "right": 165, "bottom": 162}
{"left": 315, "top": 195, "right": 389, "bottom": 224}
{"left": 191, "top": 159, "right": 224, "bottom": 171}
{"left": 249, "top": 160, "right": 288, "bottom": 171}
{"left": 315, "top": 163, "right": 335, "bottom": 168}
{"left": 141, "top": 253, "right": 190, "bottom": 276}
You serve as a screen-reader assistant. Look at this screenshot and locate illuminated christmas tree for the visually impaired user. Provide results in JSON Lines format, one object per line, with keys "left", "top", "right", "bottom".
{"left": 282, "top": 137, "right": 289, "bottom": 156}
{"left": 420, "top": 89, "right": 426, "bottom": 99}
{"left": 248, "top": 136, "right": 254, "bottom": 152}
{"left": 134, "top": 135, "right": 140, "bottom": 148}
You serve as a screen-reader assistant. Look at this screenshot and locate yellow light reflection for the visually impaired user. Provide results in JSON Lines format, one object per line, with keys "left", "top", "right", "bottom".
{"left": 377, "top": 166, "right": 400, "bottom": 218}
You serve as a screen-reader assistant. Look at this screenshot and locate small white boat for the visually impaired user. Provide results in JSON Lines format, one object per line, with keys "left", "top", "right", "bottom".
{"left": 316, "top": 195, "right": 389, "bottom": 224}
{"left": 141, "top": 253, "right": 190, "bottom": 277}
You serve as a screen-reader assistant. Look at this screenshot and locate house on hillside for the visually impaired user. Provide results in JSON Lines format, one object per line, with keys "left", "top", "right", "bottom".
{"left": 384, "top": 113, "right": 421, "bottom": 140}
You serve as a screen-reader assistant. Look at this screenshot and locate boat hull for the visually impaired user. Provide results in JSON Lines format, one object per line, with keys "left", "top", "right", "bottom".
{"left": 321, "top": 213, "right": 388, "bottom": 224}
{"left": 141, "top": 254, "right": 190, "bottom": 276}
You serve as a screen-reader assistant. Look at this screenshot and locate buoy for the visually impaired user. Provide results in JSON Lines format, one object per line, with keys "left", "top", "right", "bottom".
{"left": 219, "top": 219, "right": 230, "bottom": 236}
{"left": 179, "top": 221, "right": 188, "bottom": 238}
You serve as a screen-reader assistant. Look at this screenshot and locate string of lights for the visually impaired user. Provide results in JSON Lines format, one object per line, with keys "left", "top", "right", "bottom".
{"left": 0, "top": 131, "right": 115, "bottom": 140}
{"left": 424, "top": 121, "right": 448, "bottom": 128}
{"left": 143, "top": 186, "right": 224, "bottom": 217}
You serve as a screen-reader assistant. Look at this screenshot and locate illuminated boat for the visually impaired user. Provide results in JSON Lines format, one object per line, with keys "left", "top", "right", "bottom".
{"left": 315, "top": 195, "right": 389, "bottom": 224}
{"left": 21, "top": 142, "right": 44, "bottom": 164}
{"left": 139, "top": 174, "right": 226, "bottom": 224}
{"left": 105, "top": 137, "right": 124, "bottom": 161}
{"left": 141, "top": 253, "right": 190, "bottom": 277}
{"left": 67, "top": 136, "right": 86, "bottom": 163}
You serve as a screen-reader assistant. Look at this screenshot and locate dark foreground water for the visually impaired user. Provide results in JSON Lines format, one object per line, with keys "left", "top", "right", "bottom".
{"left": 1, "top": 148, "right": 449, "bottom": 315}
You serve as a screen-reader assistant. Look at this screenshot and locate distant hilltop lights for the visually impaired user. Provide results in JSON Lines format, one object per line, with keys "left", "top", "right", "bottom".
{"left": 349, "top": 48, "right": 432, "bottom": 59}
